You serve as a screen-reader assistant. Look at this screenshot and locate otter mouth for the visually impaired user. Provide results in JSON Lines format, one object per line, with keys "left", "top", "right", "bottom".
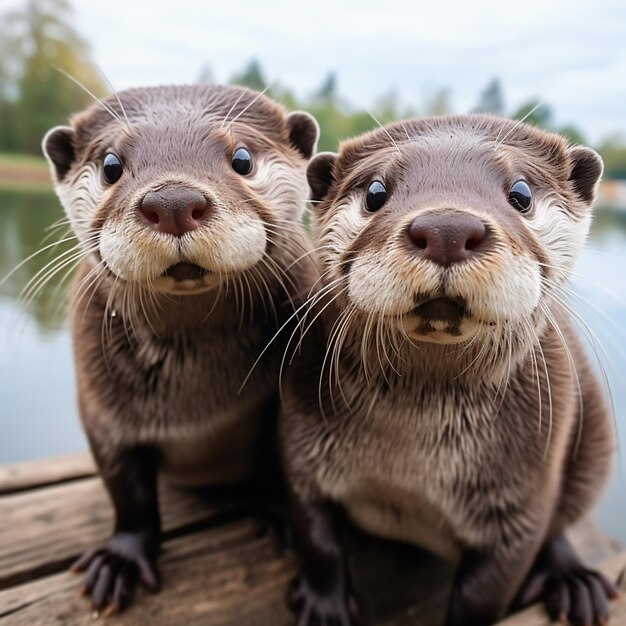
{"left": 163, "top": 263, "right": 209, "bottom": 281}
{"left": 412, "top": 297, "right": 467, "bottom": 323}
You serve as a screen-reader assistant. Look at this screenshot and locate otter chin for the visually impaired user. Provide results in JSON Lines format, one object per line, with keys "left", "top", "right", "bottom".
{"left": 280, "top": 115, "right": 615, "bottom": 626}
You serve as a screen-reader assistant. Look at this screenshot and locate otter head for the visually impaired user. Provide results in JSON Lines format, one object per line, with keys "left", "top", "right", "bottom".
{"left": 43, "top": 84, "right": 318, "bottom": 296}
{"left": 308, "top": 115, "right": 602, "bottom": 376}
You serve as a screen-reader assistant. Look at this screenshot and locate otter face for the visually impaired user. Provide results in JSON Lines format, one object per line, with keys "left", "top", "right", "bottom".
{"left": 43, "top": 85, "right": 318, "bottom": 295}
{"left": 308, "top": 116, "right": 602, "bottom": 348}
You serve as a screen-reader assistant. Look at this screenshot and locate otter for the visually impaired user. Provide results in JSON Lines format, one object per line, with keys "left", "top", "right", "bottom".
{"left": 279, "top": 115, "right": 617, "bottom": 626}
{"left": 42, "top": 84, "right": 319, "bottom": 615}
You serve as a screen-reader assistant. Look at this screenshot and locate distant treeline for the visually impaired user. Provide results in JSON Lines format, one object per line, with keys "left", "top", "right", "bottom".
{"left": 2, "top": 0, "right": 626, "bottom": 178}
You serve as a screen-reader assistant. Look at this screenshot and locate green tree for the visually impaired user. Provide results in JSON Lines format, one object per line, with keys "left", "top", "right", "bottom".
{"left": 421, "top": 87, "right": 451, "bottom": 116}
{"left": 473, "top": 78, "right": 505, "bottom": 115}
{"left": 510, "top": 101, "right": 553, "bottom": 129}
{"left": 313, "top": 73, "right": 338, "bottom": 104}
{"left": 0, "top": 0, "right": 106, "bottom": 154}
{"left": 557, "top": 124, "right": 586, "bottom": 146}
{"left": 597, "top": 135, "right": 626, "bottom": 179}
{"left": 230, "top": 59, "right": 267, "bottom": 92}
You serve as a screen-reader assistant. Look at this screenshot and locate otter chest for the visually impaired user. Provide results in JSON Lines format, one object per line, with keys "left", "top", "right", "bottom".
{"left": 95, "top": 322, "right": 279, "bottom": 483}
{"left": 316, "top": 389, "right": 517, "bottom": 558}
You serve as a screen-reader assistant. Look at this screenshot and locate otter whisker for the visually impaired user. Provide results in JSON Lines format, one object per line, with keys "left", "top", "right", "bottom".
{"left": 19, "top": 240, "right": 99, "bottom": 310}
{"left": 494, "top": 101, "right": 542, "bottom": 150}
{"left": 220, "top": 89, "right": 248, "bottom": 130}
{"left": 537, "top": 261, "right": 626, "bottom": 310}
{"left": 53, "top": 66, "right": 129, "bottom": 132}
{"left": 53, "top": 255, "right": 102, "bottom": 319}
{"left": 535, "top": 338, "right": 554, "bottom": 460}
{"left": 309, "top": 285, "right": 350, "bottom": 419}
{"left": 237, "top": 274, "right": 332, "bottom": 393}
{"left": 285, "top": 277, "right": 348, "bottom": 364}
{"left": 540, "top": 302, "right": 585, "bottom": 457}
{"left": 546, "top": 290, "right": 619, "bottom": 459}
{"left": 92, "top": 62, "right": 131, "bottom": 128}
{"left": 365, "top": 109, "right": 402, "bottom": 156}
{"left": 226, "top": 83, "right": 275, "bottom": 131}
{"left": 330, "top": 304, "right": 360, "bottom": 410}
{"left": 324, "top": 301, "right": 361, "bottom": 414}
{"left": 0, "top": 234, "right": 86, "bottom": 287}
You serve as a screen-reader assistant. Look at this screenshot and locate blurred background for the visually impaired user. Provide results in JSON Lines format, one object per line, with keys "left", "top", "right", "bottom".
{"left": 0, "top": 0, "right": 625, "bottom": 539}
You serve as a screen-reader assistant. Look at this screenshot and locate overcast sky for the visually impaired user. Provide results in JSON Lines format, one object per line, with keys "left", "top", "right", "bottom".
{"left": 10, "top": 0, "right": 626, "bottom": 144}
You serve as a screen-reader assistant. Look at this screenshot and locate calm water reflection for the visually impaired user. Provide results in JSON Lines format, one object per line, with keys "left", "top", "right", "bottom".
{"left": 1, "top": 188, "right": 625, "bottom": 541}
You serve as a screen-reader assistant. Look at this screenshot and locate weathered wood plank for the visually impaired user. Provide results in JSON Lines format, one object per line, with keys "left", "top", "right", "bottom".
{"left": 0, "top": 517, "right": 622, "bottom": 626}
{"left": 0, "top": 477, "right": 248, "bottom": 590}
{"left": 0, "top": 520, "right": 290, "bottom": 626}
{"left": 0, "top": 452, "right": 95, "bottom": 495}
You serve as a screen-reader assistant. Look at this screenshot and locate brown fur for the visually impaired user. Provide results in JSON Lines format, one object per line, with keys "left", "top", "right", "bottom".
{"left": 43, "top": 84, "right": 319, "bottom": 483}
{"left": 280, "top": 115, "right": 614, "bottom": 623}
{"left": 41, "top": 84, "right": 320, "bottom": 612}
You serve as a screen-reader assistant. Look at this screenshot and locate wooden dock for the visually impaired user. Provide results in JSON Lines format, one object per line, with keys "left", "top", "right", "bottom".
{"left": 1, "top": 452, "right": 625, "bottom": 625}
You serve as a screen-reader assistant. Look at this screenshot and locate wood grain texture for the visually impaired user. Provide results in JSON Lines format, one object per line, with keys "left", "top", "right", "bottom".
{"left": 2, "top": 514, "right": 624, "bottom": 625}
{"left": 1, "top": 452, "right": 623, "bottom": 625}
{"left": 0, "top": 476, "right": 247, "bottom": 589}
{"left": 0, "top": 452, "right": 95, "bottom": 495}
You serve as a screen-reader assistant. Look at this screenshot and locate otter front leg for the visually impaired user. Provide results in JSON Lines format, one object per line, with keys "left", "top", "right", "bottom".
{"left": 446, "top": 543, "right": 538, "bottom": 626}
{"left": 287, "top": 490, "right": 360, "bottom": 626}
{"left": 514, "top": 533, "right": 619, "bottom": 626}
{"left": 71, "top": 445, "right": 161, "bottom": 615}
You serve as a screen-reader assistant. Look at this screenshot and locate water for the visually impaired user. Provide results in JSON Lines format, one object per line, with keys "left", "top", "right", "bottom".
{"left": 1, "top": 188, "right": 625, "bottom": 541}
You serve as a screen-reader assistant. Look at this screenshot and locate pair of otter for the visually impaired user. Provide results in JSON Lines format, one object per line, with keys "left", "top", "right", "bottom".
{"left": 42, "top": 84, "right": 615, "bottom": 626}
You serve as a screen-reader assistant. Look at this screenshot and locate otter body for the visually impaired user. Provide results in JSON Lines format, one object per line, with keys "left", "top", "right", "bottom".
{"left": 73, "top": 277, "right": 280, "bottom": 486}
{"left": 281, "top": 115, "right": 615, "bottom": 626}
{"left": 43, "top": 84, "right": 319, "bottom": 614}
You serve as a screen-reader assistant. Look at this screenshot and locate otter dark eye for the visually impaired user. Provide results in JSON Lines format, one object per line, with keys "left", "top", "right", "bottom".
{"left": 103, "top": 153, "right": 123, "bottom": 184}
{"left": 508, "top": 180, "right": 532, "bottom": 213}
{"left": 366, "top": 180, "right": 387, "bottom": 212}
{"left": 231, "top": 147, "right": 253, "bottom": 175}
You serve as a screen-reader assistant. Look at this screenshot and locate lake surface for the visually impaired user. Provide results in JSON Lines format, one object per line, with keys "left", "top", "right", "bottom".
{"left": 1, "top": 188, "right": 626, "bottom": 542}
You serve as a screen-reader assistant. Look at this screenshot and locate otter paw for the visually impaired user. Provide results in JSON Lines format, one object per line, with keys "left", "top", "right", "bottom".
{"left": 287, "top": 576, "right": 360, "bottom": 626}
{"left": 70, "top": 532, "right": 160, "bottom": 615}
{"left": 517, "top": 567, "right": 619, "bottom": 626}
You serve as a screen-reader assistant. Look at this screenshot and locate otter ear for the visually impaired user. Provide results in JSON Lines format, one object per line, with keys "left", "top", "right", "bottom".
{"left": 568, "top": 146, "right": 603, "bottom": 204}
{"left": 307, "top": 152, "right": 338, "bottom": 204}
{"left": 42, "top": 126, "right": 75, "bottom": 183}
{"left": 286, "top": 111, "right": 319, "bottom": 159}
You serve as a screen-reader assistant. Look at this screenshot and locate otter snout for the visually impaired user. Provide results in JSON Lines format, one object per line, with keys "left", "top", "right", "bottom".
{"left": 140, "top": 186, "right": 210, "bottom": 237}
{"left": 407, "top": 211, "right": 488, "bottom": 266}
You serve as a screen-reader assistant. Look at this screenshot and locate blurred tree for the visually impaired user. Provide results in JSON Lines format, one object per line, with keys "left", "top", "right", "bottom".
{"left": 230, "top": 59, "right": 267, "bottom": 91}
{"left": 473, "top": 78, "right": 505, "bottom": 115}
{"left": 597, "top": 135, "right": 626, "bottom": 179}
{"left": 372, "top": 91, "right": 401, "bottom": 123}
{"left": 212, "top": 57, "right": 626, "bottom": 179}
{"left": 421, "top": 87, "right": 451, "bottom": 116}
{"left": 0, "top": 0, "right": 106, "bottom": 154}
{"left": 313, "top": 72, "right": 338, "bottom": 104}
{"left": 197, "top": 64, "right": 214, "bottom": 84}
{"left": 510, "top": 101, "right": 553, "bottom": 129}
{"left": 557, "top": 124, "right": 586, "bottom": 145}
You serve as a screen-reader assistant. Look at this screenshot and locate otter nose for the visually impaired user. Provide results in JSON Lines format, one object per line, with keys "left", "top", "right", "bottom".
{"left": 139, "top": 186, "right": 209, "bottom": 237}
{"left": 407, "top": 211, "right": 487, "bottom": 266}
